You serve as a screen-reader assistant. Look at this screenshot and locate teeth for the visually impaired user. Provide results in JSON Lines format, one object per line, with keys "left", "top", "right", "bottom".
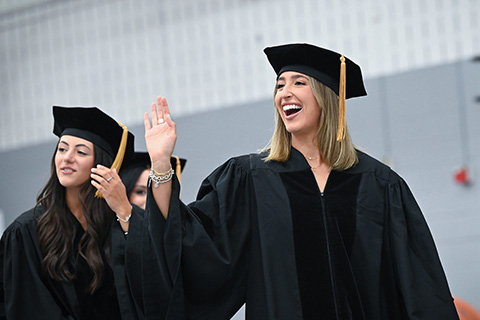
{"left": 63, "top": 169, "right": 73, "bottom": 172}
{"left": 283, "top": 104, "right": 302, "bottom": 111}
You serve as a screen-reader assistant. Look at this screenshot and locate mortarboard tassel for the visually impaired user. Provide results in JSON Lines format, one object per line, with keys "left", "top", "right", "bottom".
{"left": 173, "top": 155, "right": 182, "bottom": 199}
{"left": 95, "top": 122, "right": 129, "bottom": 198}
{"left": 337, "top": 55, "right": 346, "bottom": 141}
{"left": 173, "top": 155, "right": 182, "bottom": 184}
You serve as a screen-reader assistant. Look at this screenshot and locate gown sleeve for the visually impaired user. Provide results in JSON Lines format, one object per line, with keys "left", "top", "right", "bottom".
{"left": 0, "top": 218, "right": 76, "bottom": 320}
{"left": 387, "top": 173, "right": 459, "bottom": 319}
{"left": 140, "top": 156, "right": 253, "bottom": 319}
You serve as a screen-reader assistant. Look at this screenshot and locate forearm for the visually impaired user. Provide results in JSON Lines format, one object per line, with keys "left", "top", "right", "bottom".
{"left": 151, "top": 160, "right": 173, "bottom": 220}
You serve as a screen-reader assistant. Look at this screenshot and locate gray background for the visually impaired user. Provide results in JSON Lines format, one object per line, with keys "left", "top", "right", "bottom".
{"left": 1, "top": 0, "right": 479, "bottom": 317}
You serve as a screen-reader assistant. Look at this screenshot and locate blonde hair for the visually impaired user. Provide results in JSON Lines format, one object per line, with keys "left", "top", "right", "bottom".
{"left": 264, "top": 76, "right": 358, "bottom": 171}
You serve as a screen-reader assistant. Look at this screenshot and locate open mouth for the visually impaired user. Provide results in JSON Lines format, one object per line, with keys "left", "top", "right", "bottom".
{"left": 283, "top": 104, "right": 302, "bottom": 116}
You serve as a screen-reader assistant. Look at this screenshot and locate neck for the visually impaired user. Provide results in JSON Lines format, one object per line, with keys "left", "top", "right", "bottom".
{"left": 291, "top": 135, "right": 321, "bottom": 160}
{"left": 65, "top": 188, "right": 87, "bottom": 229}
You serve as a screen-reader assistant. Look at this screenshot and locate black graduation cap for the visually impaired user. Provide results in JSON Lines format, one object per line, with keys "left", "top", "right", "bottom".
{"left": 264, "top": 43, "right": 367, "bottom": 140}
{"left": 122, "top": 152, "right": 150, "bottom": 169}
{"left": 126, "top": 152, "right": 187, "bottom": 172}
{"left": 53, "top": 106, "right": 135, "bottom": 197}
{"left": 264, "top": 43, "right": 366, "bottom": 98}
{"left": 125, "top": 152, "right": 187, "bottom": 182}
{"left": 170, "top": 155, "right": 187, "bottom": 174}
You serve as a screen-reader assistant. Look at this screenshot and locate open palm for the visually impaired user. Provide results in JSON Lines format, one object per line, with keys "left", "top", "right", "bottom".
{"left": 144, "top": 96, "right": 177, "bottom": 167}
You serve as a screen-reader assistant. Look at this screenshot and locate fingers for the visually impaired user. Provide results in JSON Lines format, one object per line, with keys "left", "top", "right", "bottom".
{"left": 106, "top": 169, "right": 119, "bottom": 182}
{"left": 157, "top": 96, "right": 165, "bottom": 124}
{"left": 151, "top": 102, "right": 158, "bottom": 126}
{"left": 91, "top": 165, "right": 114, "bottom": 185}
{"left": 144, "top": 112, "right": 151, "bottom": 131}
{"left": 145, "top": 96, "right": 174, "bottom": 129}
{"left": 91, "top": 166, "right": 129, "bottom": 213}
{"left": 161, "top": 98, "right": 174, "bottom": 126}
{"left": 157, "top": 96, "right": 174, "bottom": 125}
{"left": 90, "top": 166, "right": 124, "bottom": 199}
{"left": 159, "top": 96, "right": 171, "bottom": 118}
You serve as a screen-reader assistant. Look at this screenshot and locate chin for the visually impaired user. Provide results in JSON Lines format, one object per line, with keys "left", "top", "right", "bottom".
{"left": 57, "top": 178, "right": 68, "bottom": 187}
{"left": 58, "top": 177, "right": 87, "bottom": 189}
{"left": 284, "top": 124, "right": 301, "bottom": 134}
{"left": 58, "top": 181, "right": 73, "bottom": 188}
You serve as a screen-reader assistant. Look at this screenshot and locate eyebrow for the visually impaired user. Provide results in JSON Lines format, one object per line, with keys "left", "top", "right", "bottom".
{"left": 59, "top": 140, "right": 92, "bottom": 150}
{"left": 277, "top": 74, "right": 309, "bottom": 82}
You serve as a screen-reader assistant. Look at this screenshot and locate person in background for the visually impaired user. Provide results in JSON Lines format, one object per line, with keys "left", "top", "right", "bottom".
{"left": 120, "top": 152, "right": 186, "bottom": 210}
{"left": 122, "top": 43, "right": 459, "bottom": 319}
{"left": 0, "top": 106, "right": 139, "bottom": 320}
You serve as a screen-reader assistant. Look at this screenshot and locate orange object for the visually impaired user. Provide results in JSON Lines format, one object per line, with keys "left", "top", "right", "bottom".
{"left": 454, "top": 297, "right": 480, "bottom": 320}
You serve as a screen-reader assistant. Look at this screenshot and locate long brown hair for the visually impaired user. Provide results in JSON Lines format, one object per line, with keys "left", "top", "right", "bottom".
{"left": 264, "top": 76, "right": 358, "bottom": 170}
{"left": 36, "top": 141, "right": 115, "bottom": 293}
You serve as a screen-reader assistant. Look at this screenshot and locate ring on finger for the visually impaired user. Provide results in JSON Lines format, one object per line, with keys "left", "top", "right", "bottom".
{"left": 158, "top": 118, "right": 165, "bottom": 125}
{"left": 106, "top": 177, "right": 113, "bottom": 182}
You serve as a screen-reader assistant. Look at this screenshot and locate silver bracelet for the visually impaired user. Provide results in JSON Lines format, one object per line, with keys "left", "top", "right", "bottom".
{"left": 116, "top": 212, "right": 132, "bottom": 223}
{"left": 149, "top": 166, "right": 174, "bottom": 187}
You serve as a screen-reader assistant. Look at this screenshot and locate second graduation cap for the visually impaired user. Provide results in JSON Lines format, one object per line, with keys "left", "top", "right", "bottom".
{"left": 125, "top": 152, "right": 187, "bottom": 182}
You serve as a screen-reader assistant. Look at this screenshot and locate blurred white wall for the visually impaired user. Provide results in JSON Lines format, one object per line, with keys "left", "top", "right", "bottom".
{"left": 1, "top": 0, "right": 479, "bottom": 151}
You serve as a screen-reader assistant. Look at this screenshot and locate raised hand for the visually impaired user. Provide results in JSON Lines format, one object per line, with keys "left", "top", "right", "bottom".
{"left": 144, "top": 96, "right": 177, "bottom": 171}
{"left": 144, "top": 96, "right": 176, "bottom": 219}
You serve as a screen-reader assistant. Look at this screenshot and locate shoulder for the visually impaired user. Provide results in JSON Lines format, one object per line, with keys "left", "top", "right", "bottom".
{"left": 229, "top": 154, "right": 254, "bottom": 169}
{"left": 1, "top": 208, "right": 44, "bottom": 266}
{"left": 217, "top": 153, "right": 262, "bottom": 173}
{"left": 202, "top": 152, "right": 271, "bottom": 186}
{"left": 229, "top": 151, "right": 284, "bottom": 172}
{"left": 347, "top": 150, "right": 403, "bottom": 185}
{"left": 3, "top": 207, "right": 42, "bottom": 235}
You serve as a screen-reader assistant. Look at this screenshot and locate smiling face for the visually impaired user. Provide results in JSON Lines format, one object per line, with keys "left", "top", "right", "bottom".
{"left": 274, "top": 71, "right": 321, "bottom": 138}
{"left": 55, "top": 135, "right": 95, "bottom": 191}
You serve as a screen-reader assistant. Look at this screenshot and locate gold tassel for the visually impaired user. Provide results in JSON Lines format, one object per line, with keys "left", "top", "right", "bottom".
{"left": 95, "top": 122, "right": 129, "bottom": 198}
{"left": 337, "top": 55, "right": 346, "bottom": 141}
{"left": 173, "top": 155, "right": 182, "bottom": 184}
{"left": 172, "top": 155, "right": 182, "bottom": 199}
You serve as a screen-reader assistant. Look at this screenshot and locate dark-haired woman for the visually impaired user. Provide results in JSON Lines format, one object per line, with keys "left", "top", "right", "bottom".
{"left": 120, "top": 152, "right": 151, "bottom": 211}
{"left": 0, "top": 106, "right": 138, "bottom": 320}
{"left": 120, "top": 152, "right": 186, "bottom": 210}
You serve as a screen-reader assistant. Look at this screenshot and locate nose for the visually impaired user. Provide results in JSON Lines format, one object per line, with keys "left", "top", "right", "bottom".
{"left": 63, "top": 149, "right": 75, "bottom": 162}
{"left": 277, "top": 84, "right": 293, "bottom": 101}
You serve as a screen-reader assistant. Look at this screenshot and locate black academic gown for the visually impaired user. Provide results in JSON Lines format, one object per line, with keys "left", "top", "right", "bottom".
{"left": 0, "top": 206, "right": 142, "bottom": 320}
{"left": 121, "top": 148, "right": 459, "bottom": 320}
